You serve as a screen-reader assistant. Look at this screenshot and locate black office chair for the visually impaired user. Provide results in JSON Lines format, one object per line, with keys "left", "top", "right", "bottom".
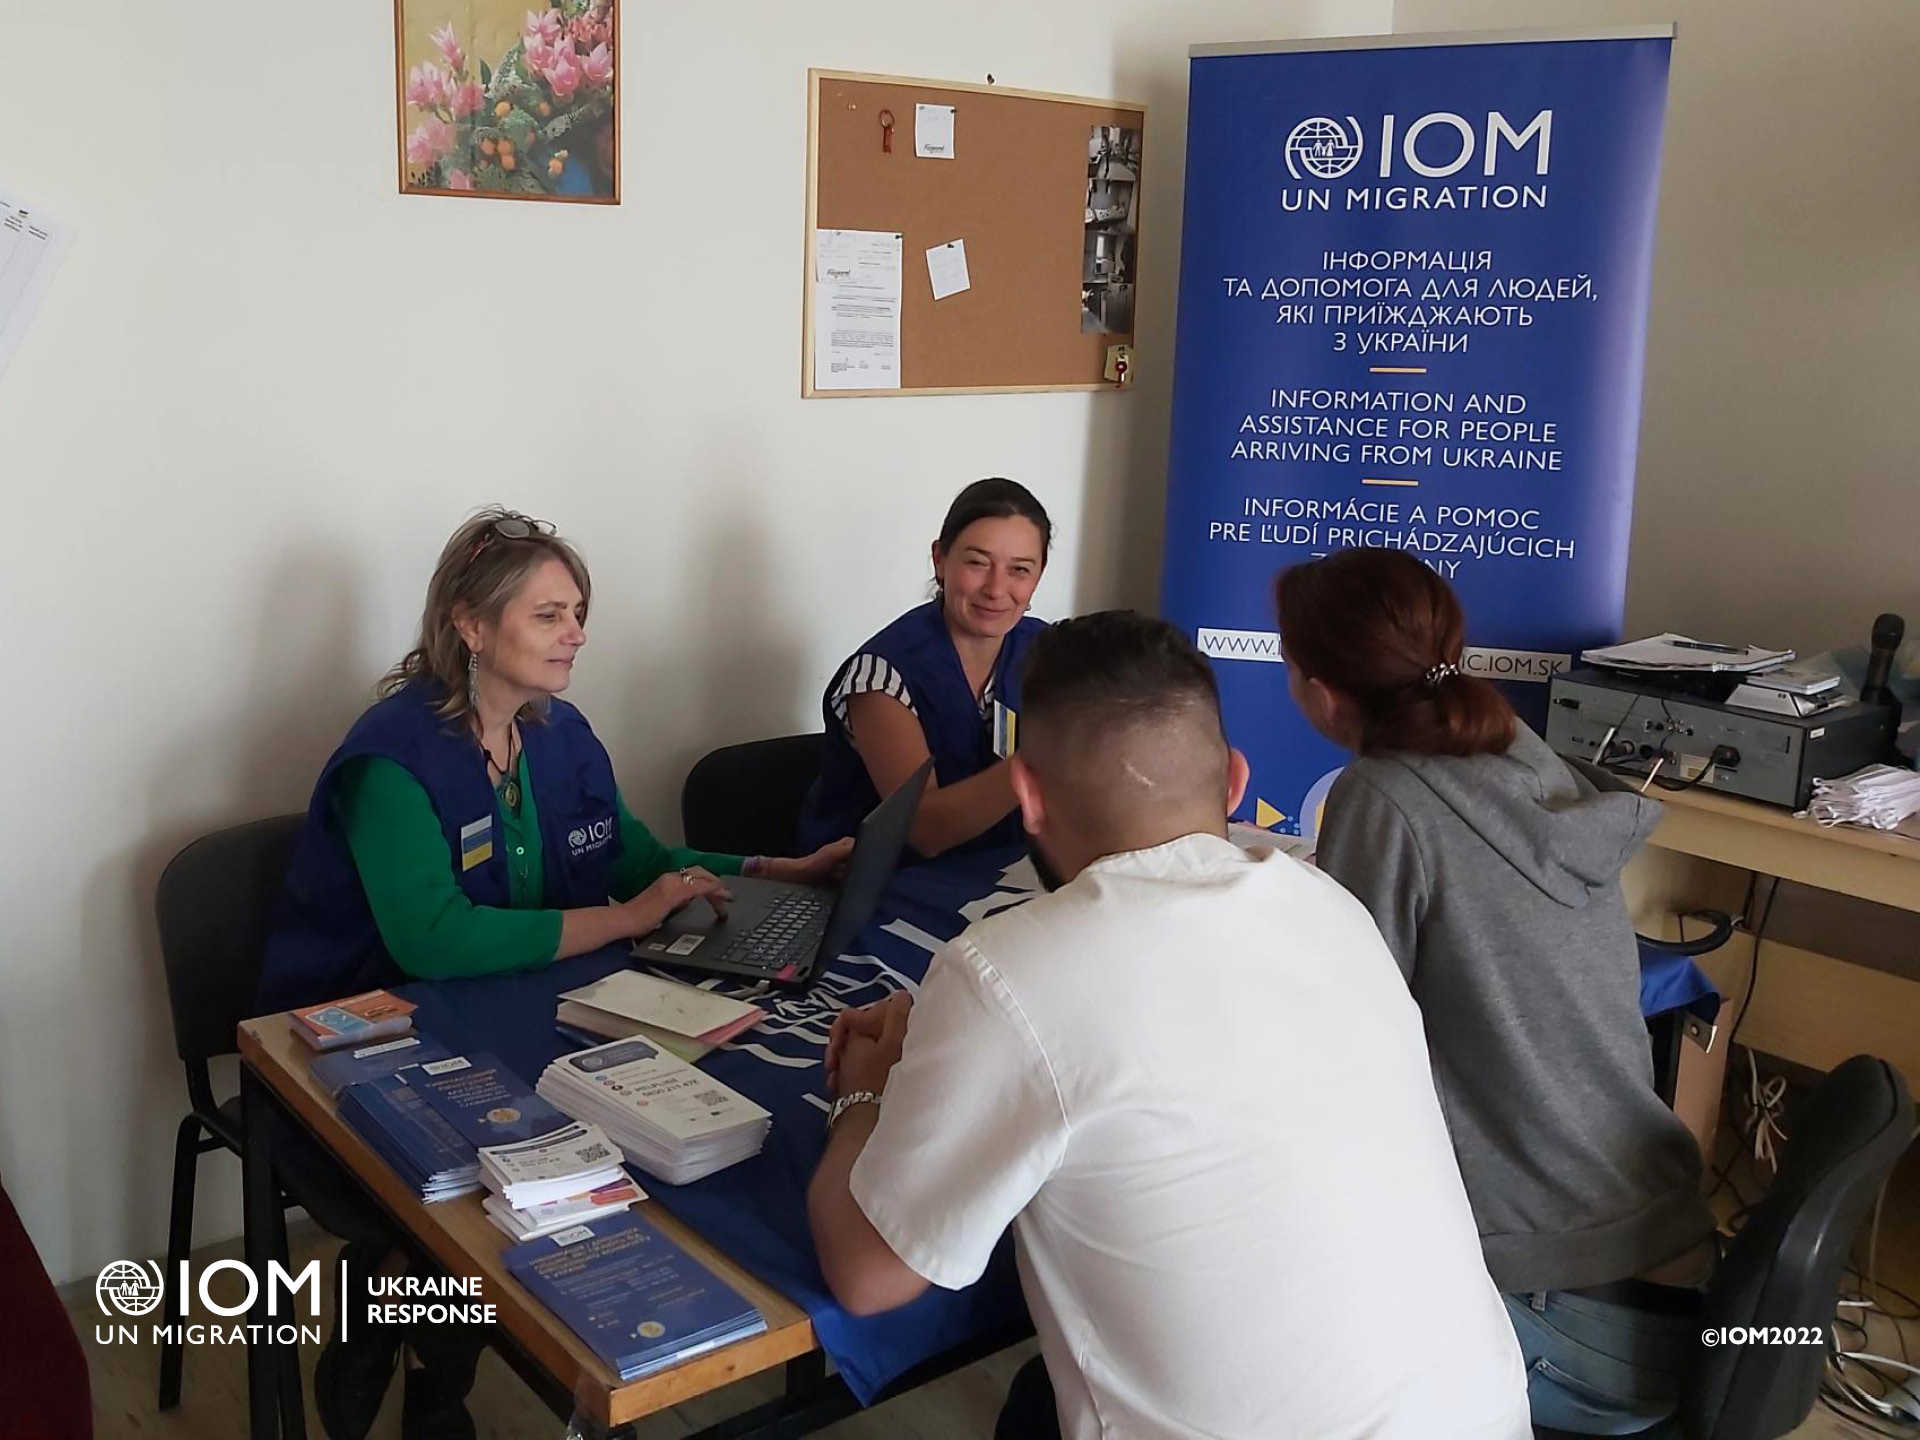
{"left": 680, "top": 734, "right": 827, "bottom": 858}
{"left": 1535, "top": 1053, "right": 1913, "bottom": 1440}
{"left": 154, "top": 815, "right": 387, "bottom": 1414}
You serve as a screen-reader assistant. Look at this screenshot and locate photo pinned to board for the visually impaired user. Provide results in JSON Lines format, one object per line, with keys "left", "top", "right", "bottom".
{"left": 1081, "top": 124, "right": 1140, "bottom": 333}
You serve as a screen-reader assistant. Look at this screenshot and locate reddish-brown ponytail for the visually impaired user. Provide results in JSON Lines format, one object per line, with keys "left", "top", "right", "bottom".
{"left": 1274, "top": 548, "right": 1516, "bottom": 759}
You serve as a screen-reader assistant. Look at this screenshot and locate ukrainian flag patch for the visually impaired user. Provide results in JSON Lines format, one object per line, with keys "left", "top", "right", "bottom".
{"left": 459, "top": 815, "right": 493, "bottom": 870}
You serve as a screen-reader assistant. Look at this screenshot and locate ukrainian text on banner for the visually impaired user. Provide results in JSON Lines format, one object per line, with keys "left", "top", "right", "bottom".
{"left": 1162, "top": 30, "right": 1672, "bottom": 838}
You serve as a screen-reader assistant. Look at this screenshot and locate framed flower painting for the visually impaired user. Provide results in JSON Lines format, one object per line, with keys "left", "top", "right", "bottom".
{"left": 395, "top": 0, "right": 618, "bottom": 202}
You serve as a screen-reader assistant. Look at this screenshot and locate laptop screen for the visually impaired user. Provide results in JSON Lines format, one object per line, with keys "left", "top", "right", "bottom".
{"left": 814, "top": 758, "right": 934, "bottom": 965}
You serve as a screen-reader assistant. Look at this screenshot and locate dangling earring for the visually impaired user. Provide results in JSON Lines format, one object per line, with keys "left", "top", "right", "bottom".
{"left": 467, "top": 651, "right": 481, "bottom": 713}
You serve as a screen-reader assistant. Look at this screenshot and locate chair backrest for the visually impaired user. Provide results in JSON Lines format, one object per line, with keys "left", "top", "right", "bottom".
{"left": 680, "top": 734, "right": 826, "bottom": 858}
{"left": 1685, "top": 1053, "right": 1913, "bottom": 1440}
{"left": 155, "top": 815, "right": 305, "bottom": 1068}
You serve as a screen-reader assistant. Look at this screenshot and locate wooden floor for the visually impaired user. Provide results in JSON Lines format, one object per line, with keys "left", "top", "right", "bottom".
{"left": 65, "top": 1217, "right": 1900, "bottom": 1440}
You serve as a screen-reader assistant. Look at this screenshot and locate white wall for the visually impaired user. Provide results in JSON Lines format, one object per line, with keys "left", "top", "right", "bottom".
{"left": 0, "top": 0, "right": 1387, "bottom": 1284}
{"left": 1391, "top": 0, "right": 1920, "bottom": 653}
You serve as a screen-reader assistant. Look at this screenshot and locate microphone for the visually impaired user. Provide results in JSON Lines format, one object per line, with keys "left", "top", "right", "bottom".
{"left": 1860, "top": 612, "right": 1905, "bottom": 706}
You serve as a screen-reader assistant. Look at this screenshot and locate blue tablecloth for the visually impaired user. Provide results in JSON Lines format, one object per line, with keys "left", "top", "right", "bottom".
{"left": 390, "top": 843, "right": 1717, "bottom": 1402}
{"left": 393, "top": 848, "right": 1038, "bottom": 1405}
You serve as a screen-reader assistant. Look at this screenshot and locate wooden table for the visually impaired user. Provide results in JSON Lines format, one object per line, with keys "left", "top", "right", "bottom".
{"left": 1646, "top": 786, "right": 1920, "bottom": 915}
{"left": 1634, "top": 784, "right": 1920, "bottom": 1087}
{"left": 236, "top": 1014, "right": 824, "bottom": 1439}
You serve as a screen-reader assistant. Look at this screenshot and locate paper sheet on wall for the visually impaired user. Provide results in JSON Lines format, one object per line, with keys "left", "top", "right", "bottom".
{"left": 915, "top": 104, "right": 955, "bottom": 159}
{"left": 0, "top": 190, "right": 74, "bottom": 383}
{"left": 813, "top": 229, "right": 903, "bottom": 391}
{"left": 925, "top": 239, "right": 970, "bottom": 301}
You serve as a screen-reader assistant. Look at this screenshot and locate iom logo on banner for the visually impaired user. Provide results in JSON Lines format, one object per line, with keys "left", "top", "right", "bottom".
{"left": 1284, "top": 116, "right": 1365, "bottom": 180}
{"left": 1281, "top": 109, "right": 1555, "bottom": 213}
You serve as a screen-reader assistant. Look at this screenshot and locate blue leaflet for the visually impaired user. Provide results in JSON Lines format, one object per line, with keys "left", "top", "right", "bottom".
{"left": 337, "top": 1074, "right": 476, "bottom": 1193}
{"left": 502, "top": 1211, "right": 766, "bottom": 1380}
{"left": 397, "top": 1051, "right": 570, "bottom": 1148}
{"left": 309, "top": 1033, "right": 455, "bottom": 1098}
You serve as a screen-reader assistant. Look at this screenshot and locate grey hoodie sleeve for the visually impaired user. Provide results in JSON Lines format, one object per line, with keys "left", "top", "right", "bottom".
{"left": 1316, "top": 767, "right": 1429, "bottom": 982}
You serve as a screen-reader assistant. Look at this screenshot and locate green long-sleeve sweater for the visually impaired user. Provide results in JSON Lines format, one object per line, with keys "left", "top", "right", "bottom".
{"left": 335, "top": 755, "right": 742, "bottom": 980}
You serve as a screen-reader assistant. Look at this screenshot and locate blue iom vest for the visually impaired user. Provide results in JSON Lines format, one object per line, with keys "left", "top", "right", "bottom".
{"left": 798, "top": 601, "right": 1045, "bottom": 856}
{"left": 258, "top": 683, "right": 623, "bottom": 1012}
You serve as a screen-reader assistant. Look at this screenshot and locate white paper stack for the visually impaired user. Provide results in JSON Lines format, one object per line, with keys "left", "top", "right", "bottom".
{"left": 1584, "top": 634, "right": 1795, "bottom": 675}
{"left": 1806, "top": 765, "right": 1920, "bottom": 831}
{"left": 537, "top": 1038, "right": 771, "bottom": 1186}
{"left": 482, "top": 1174, "right": 645, "bottom": 1242}
{"left": 477, "top": 1118, "right": 635, "bottom": 1240}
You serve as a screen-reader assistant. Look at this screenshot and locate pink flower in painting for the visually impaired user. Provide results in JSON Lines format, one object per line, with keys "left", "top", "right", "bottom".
{"left": 544, "top": 40, "right": 582, "bottom": 99}
{"left": 445, "top": 169, "right": 475, "bottom": 191}
{"left": 524, "top": 8, "right": 562, "bottom": 45}
{"left": 567, "top": 13, "right": 609, "bottom": 50}
{"left": 524, "top": 35, "right": 554, "bottom": 77}
{"left": 406, "top": 62, "right": 450, "bottom": 111}
{"left": 405, "top": 116, "right": 457, "bottom": 166}
{"left": 430, "top": 21, "right": 465, "bottom": 71}
{"left": 581, "top": 42, "right": 612, "bottom": 89}
{"left": 449, "top": 77, "right": 484, "bottom": 116}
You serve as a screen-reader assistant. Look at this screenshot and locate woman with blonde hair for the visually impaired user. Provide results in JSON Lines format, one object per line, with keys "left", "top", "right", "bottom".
{"left": 263, "top": 506, "right": 848, "bottom": 1010}
{"left": 260, "top": 508, "right": 847, "bottom": 1438}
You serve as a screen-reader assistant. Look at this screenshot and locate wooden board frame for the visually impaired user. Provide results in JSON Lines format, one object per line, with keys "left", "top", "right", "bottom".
{"left": 803, "top": 69, "right": 1148, "bottom": 397}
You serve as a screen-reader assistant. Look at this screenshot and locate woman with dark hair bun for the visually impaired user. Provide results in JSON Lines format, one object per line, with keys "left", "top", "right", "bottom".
{"left": 800, "top": 478, "right": 1052, "bottom": 858}
{"left": 1275, "top": 546, "right": 1714, "bottom": 1437}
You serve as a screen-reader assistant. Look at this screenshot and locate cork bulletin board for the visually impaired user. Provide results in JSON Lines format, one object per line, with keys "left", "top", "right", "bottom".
{"left": 804, "top": 69, "right": 1148, "bottom": 397}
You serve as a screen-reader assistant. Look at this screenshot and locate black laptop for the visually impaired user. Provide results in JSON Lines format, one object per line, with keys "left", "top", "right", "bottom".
{"left": 634, "top": 759, "right": 932, "bottom": 987}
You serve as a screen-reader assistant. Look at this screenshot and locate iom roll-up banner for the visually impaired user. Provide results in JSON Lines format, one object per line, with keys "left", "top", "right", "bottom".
{"left": 1162, "top": 29, "right": 1672, "bottom": 839}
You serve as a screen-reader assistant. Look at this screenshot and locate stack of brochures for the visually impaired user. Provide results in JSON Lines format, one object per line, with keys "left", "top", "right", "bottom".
{"left": 394, "top": 1052, "right": 571, "bottom": 1149}
{"left": 536, "top": 1038, "right": 771, "bottom": 1185}
{"left": 292, "top": 990, "right": 417, "bottom": 1051}
{"left": 556, "top": 970, "right": 764, "bottom": 1063}
{"left": 308, "top": 1033, "right": 456, "bottom": 1099}
{"left": 338, "top": 1049, "right": 607, "bottom": 1209}
{"left": 502, "top": 1211, "right": 766, "bottom": 1380}
{"left": 336, "top": 1074, "right": 483, "bottom": 1201}
{"left": 477, "top": 1121, "right": 641, "bottom": 1241}
{"left": 385, "top": 1050, "right": 642, "bottom": 1239}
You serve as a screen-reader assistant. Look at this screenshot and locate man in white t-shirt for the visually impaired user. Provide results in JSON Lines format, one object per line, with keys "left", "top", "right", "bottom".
{"left": 806, "top": 611, "right": 1529, "bottom": 1439}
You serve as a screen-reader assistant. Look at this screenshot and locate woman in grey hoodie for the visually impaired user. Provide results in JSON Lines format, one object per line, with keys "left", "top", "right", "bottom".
{"left": 1275, "top": 547, "right": 1716, "bottom": 1436}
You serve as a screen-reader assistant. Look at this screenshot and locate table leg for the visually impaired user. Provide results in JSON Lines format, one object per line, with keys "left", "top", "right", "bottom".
{"left": 269, "top": 1198, "right": 307, "bottom": 1440}
{"left": 241, "top": 1064, "right": 284, "bottom": 1440}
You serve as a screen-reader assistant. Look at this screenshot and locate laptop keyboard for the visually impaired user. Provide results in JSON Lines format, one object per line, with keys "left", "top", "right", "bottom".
{"left": 715, "top": 891, "right": 830, "bottom": 972}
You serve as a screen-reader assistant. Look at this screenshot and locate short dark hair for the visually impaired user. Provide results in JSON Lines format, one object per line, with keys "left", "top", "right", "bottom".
{"left": 1023, "top": 611, "right": 1224, "bottom": 744}
{"left": 937, "top": 478, "right": 1053, "bottom": 565}
{"left": 1020, "top": 612, "right": 1230, "bottom": 832}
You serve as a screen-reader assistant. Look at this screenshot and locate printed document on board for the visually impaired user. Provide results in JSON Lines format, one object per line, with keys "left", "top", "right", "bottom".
{"left": 813, "top": 228, "right": 903, "bottom": 391}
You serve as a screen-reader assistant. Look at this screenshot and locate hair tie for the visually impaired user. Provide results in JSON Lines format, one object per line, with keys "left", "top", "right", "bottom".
{"left": 1423, "top": 661, "right": 1460, "bottom": 688}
